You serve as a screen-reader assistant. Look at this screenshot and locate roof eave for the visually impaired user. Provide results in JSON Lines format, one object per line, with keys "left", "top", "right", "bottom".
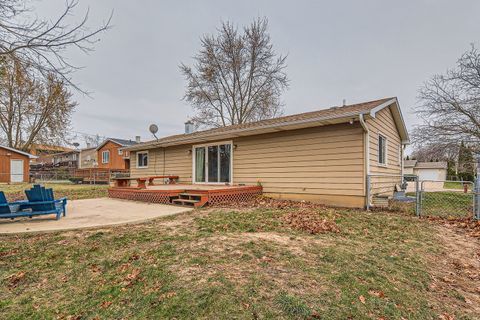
{"left": 125, "top": 113, "right": 365, "bottom": 151}
{"left": 368, "top": 97, "right": 410, "bottom": 144}
{"left": 0, "top": 145, "right": 37, "bottom": 158}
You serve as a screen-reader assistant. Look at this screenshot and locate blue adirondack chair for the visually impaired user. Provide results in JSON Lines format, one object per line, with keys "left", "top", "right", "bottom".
{"left": 21, "top": 185, "right": 67, "bottom": 220}
{"left": 0, "top": 185, "right": 67, "bottom": 220}
{"left": 0, "top": 191, "right": 13, "bottom": 215}
{"left": 0, "top": 192, "right": 29, "bottom": 219}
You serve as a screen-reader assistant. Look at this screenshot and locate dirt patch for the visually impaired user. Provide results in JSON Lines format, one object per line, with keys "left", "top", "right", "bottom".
{"left": 428, "top": 225, "right": 480, "bottom": 316}
{"left": 426, "top": 216, "right": 480, "bottom": 238}
{"left": 172, "top": 231, "right": 331, "bottom": 298}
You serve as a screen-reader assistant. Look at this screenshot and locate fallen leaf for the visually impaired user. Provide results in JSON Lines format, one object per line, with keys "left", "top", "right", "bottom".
{"left": 359, "top": 295, "right": 366, "bottom": 304}
{"left": 368, "top": 290, "right": 385, "bottom": 298}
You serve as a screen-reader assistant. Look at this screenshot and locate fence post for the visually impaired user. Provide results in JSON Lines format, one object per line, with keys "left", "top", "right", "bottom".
{"left": 366, "top": 175, "right": 371, "bottom": 211}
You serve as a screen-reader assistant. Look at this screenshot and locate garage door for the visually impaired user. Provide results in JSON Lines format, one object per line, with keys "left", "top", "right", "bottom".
{"left": 10, "top": 159, "right": 24, "bottom": 183}
{"left": 417, "top": 169, "right": 439, "bottom": 181}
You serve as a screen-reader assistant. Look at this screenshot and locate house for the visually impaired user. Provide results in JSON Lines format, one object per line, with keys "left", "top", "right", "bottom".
{"left": 28, "top": 144, "right": 73, "bottom": 165}
{"left": 404, "top": 160, "right": 447, "bottom": 181}
{"left": 0, "top": 146, "right": 37, "bottom": 183}
{"left": 96, "top": 137, "right": 140, "bottom": 170}
{"left": 52, "top": 150, "right": 80, "bottom": 168}
{"left": 124, "top": 97, "right": 409, "bottom": 208}
{"left": 79, "top": 146, "right": 98, "bottom": 169}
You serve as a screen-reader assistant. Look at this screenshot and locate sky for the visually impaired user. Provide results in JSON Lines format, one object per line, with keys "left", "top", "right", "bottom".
{"left": 38, "top": 0, "right": 480, "bottom": 149}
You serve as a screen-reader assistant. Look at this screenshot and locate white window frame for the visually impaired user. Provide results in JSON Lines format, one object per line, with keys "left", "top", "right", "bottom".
{"left": 136, "top": 151, "right": 149, "bottom": 169}
{"left": 378, "top": 133, "right": 388, "bottom": 167}
{"left": 118, "top": 149, "right": 123, "bottom": 156}
{"left": 192, "top": 140, "right": 233, "bottom": 184}
{"left": 102, "top": 150, "right": 110, "bottom": 164}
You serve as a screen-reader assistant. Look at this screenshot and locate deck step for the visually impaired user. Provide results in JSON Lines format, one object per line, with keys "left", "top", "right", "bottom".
{"left": 172, "top": 199, "right": 200, "bottom": 204}
{"left": 179, "top": 193, "right": 204, "bottom": 198}
{"left": 172, "top": 193, "right": 209, "bottom": 208}
{"left": 171, "top": 198, "right": 204, "bottom": 208}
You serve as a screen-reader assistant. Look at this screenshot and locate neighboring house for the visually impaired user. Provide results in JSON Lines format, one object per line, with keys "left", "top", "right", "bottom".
{"left": 79, "top": 147, "right": 98, "bottom": 169}
{"left": 52, "top": 150, "right": 80, "bottom": 168}
{"left": 28, "top": 144, "right": 73, "bottom": 165}
{"left": 403, "top": 160, "right": 447, "bottom": 181}
{"left": 125, "top": 97, "right": 409, "bottom": 208}
{"left": 96, "top": 138, "right": 140, "bottom": 170}
{"left": 0, "top": 146, "right": 37, "bottom": 183}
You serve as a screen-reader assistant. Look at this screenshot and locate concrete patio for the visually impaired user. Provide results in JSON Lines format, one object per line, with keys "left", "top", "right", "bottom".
{"left": 0, "top": 198, "right": 192, "bottom": 234}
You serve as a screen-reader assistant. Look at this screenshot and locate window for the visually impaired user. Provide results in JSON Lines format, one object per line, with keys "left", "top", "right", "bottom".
{"left": 137, "top": 151, "right": 148, "bottom": 168}
{"left": 193, "top": 142, "right": 232, "bottom": 183}
{"left": 118, "top": 149, "right": 123, "bottom": 156}
{"left": 102, "top": 150, "right": 110, "bottom": 164}
{"left": 86, "top": 155, "right": 91, "bottom": 161}
{"left": 378, "top": 134, "right": 387, "bottom": 166}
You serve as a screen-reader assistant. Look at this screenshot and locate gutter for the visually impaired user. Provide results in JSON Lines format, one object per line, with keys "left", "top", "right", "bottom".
{"left": 359, "top": 114, "right": 369, "bottom": 175}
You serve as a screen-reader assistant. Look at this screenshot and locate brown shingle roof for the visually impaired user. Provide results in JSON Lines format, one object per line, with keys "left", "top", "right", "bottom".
{"left": 128, "top": 97, "right": 396, "bottom": 150}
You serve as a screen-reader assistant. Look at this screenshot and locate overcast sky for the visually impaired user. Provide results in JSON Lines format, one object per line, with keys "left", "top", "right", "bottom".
{"left": 39, "top": 0, "right": 480, "bottom": 147}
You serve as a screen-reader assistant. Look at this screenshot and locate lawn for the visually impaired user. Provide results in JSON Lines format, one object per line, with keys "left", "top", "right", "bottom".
{"left": 420, "top": 191, "right": 473, "bottom": 218}
{"left": 0, "top": 183, "right": 109, "bottom": 201}
{"left": 1, "top": 202, "right": 478, "bottom": 319}
{"left": 443, "top": 181, "right": 474, "bottom": 190}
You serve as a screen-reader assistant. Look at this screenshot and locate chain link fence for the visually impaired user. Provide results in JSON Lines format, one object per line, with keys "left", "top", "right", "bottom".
{"left": 367, "top": 174, "right": 480, "bottom": 220}
{"left": 1, "top": 168, "right": 130, "bottom": 185}
{"left": 418, "top": 180, "right": 475, "bottom": 218}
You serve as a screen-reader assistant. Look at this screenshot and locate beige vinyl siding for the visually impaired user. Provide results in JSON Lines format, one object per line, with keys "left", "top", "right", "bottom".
{"left": 233, "top": 123, "right": 365, "bottom": 207}
{"left": 130, "top": 145, "right": 192, "bottom": 183}
{"left": 128, "top": 122, "right": 368, "bottom": 207}
{"left": 367, "top": 106, "right": 402, "bottom": 197}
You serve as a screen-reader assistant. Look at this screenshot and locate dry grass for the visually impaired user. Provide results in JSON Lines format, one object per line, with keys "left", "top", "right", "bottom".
{"left": 0, "top": 202, "right": 479, "bottom": 319}
{"left": 1, "top": 183, "right": 109, "bottom": 201}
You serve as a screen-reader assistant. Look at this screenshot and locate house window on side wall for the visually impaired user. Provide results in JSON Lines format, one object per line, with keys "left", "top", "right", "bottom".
{"left": 378, "top": 134, "right": 387, "bottom": 166}
{"left": 102, "top": 151, "right": 110, "bottom": 164}
{"left": 118, "top": 149, "right": 123, "bottom": 156}
{"left": 137, "top": 151, "right": 148, "bottom": 168}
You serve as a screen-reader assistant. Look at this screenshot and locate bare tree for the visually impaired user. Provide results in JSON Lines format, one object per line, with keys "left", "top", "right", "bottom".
{"left": 413, "top": 44, "right": 480, "bottom": 152}
{"left": 180, "top": 18, "right": 288, "bottom": 127}
{"left": 411, "top": 143, "right": 460, "bottom": 162}
{"left": 0, "top": 0, "right": 111, "bottom": 91}
{"left": 0, "top": 56, "right": 77, "bottom": 151}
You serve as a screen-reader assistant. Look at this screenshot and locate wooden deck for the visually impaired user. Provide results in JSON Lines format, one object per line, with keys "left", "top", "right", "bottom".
{"left": 108, "top": 184, "right": 263, "bottom": 208}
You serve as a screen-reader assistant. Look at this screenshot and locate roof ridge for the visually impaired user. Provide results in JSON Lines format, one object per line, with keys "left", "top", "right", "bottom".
{"left": 130, "top": 97, "right": 398, "bottom": 150}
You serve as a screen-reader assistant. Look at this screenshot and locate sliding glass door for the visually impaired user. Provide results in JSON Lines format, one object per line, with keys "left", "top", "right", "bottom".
{"left": 194, "top": 142, "right": 231, "bottom": 183}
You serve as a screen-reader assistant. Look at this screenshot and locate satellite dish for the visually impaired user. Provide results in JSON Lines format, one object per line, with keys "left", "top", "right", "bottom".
{"left": 149, "top": 124, "right": 159, "bottom": 140}
{"left": 149, "top": 124, "right": 158, "bottom": 134}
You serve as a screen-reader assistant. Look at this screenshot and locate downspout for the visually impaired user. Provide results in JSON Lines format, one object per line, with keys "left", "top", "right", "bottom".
{"left": 359, "top": 114, "right": 370, "bottom": 208}
{"left": 401, "top": 144, "right": 405, "bottom": 177}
